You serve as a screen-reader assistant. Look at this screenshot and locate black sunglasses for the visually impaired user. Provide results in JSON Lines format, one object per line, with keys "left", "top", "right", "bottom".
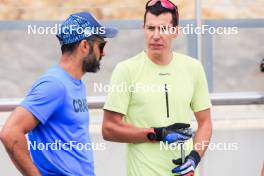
{"left": 146, "top": 0, "right": 177, "bottom": 10}
{"left": 98, "top": 40, "right": 107, "bottom": 54}
{"left": 86, "top": 36, "right": 107, "bottom": 54}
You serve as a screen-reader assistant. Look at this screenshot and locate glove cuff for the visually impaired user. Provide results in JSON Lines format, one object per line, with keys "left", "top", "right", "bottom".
{"left": 153, "top": 127, "right": 163, "bottom": 141}
{"left": 188, "top": 150, "right": 201, "bottom": 167}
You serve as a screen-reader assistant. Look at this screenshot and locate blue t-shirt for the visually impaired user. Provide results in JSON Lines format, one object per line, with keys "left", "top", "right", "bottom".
{"left": 21, "top": 65, "right": 95, "bottom": 176}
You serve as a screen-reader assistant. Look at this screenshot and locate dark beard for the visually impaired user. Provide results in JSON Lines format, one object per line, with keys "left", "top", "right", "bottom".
{"left": 82, "top": 51, "right": 101, "bottom": 73}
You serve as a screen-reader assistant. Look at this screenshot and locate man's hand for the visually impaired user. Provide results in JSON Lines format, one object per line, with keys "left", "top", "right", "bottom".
{"left": 153, "top": 123, "right": 193, "bottom": 144}
{"left": 172, "top": 150, "right": 201, "bottom": 176}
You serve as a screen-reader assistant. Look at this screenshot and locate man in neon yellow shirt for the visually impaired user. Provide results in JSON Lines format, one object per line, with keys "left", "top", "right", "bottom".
{"left": 102, "top": 0, "right": 212, "bottom": 175}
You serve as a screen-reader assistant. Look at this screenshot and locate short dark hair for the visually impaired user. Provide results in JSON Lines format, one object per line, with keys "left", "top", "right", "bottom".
{"left": 61, "top": 41, "right": 81, "bottom": 54}
{"left": 144, "top": 1, "right": 179, "bottom": 27}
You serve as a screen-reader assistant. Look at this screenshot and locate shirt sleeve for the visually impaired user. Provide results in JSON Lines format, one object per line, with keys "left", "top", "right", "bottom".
{"left": 20, "top": 76, "right": 65, "bottom": 124}
{"left": 190, "top": 62, "right": 212, "bottom": 112}
{"left": 103, "top": 63, "right": 131, "bottom": 115}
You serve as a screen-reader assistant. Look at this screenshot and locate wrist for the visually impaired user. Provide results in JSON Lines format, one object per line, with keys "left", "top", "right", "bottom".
{"left": 147, "top": 128, "right": 157, "bottom": 142}
{"left": 188, "top": 150, "right": 201, "bottom": 167}
{"left": 153, "top": 127, "right": 163, "bottom": 141}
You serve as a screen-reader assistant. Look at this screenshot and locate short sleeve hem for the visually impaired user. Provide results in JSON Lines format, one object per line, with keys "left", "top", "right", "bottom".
{"left": 192, "top": 103, "right": 212, "bottom": 113}
{"left": 20, "top": 104, "right": 47, "bottom": 124}
{"left": 103, "top": 106, "right": 127, "bottom": 116}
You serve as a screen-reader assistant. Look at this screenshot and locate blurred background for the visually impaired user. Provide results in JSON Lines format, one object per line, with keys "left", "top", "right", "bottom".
{"left": 0, "top": 0, "right": 263, "bottom": 175}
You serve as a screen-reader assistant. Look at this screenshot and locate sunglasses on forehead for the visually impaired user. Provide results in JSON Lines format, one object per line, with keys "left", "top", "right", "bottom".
{"left": 146, "top": 0, "right": 177, "bottom": 10}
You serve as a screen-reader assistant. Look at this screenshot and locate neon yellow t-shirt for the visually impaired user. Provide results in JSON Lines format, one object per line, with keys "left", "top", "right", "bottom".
{"left": 104, "top": 51, "right": 211, "bottom": 176}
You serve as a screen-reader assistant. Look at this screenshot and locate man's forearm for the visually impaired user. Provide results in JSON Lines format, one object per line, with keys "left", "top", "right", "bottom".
{"left": 103, "top": 110, "right": 155, "bottom": 143}
{"left": 193, "top": 119, "right": 212, "bottom": 157}
{"left": 103, "top": 122, "right": 154, "bottom": 143}
{"left": 1, "top": 132, "right": 41, "bottom": 176}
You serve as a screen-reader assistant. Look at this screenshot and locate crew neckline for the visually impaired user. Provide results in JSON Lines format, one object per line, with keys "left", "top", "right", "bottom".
{"left": 142, "top": 51, "right": 176, "bottom": 68}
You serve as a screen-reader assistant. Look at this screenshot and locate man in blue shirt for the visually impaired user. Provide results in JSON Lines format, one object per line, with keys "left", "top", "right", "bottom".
{"left": 0, "top": 12, "right": 117, "bottom": 176}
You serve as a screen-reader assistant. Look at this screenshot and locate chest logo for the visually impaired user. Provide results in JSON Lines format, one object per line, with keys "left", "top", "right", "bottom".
{"left": 73, "top": 99, "right": 88, "bottom": 113}
{"left": 159, "top": 73, "right": 171, "bottom": 76}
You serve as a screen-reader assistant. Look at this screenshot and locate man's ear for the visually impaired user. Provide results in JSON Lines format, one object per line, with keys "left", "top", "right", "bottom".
{"left": 79, "top": 40, "right": 90, "bottom": 54}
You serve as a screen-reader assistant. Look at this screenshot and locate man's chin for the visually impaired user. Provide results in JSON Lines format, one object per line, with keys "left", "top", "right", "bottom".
{"left": 148, "top": 48, "right": 163, "bottom": 56}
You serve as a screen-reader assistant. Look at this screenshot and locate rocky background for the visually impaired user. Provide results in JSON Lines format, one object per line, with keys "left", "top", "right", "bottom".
{"left": 0, "top": 0, "right": 263, "bottom": 20}
{"left": 0, "top": 0, "right": 263, "bottom": 98}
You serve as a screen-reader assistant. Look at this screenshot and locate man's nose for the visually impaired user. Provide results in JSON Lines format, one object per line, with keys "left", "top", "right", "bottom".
{"left": 153, "top": 28, "right": 161, "bottom": 40}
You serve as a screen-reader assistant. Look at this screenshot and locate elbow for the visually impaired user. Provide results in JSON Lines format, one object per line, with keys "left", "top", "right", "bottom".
{"left": 0, "top": 128, "right": 11, "bottom": 145}
{"left": 102, "top": 110, "right": 123, "bottom": 142}
{"left": 102, "top": 125, "right": 111, "bottom": 141}
{"left": 102, "top": 123, "right": 115, "bottom": 141}
{"left": 0, "top": 129, "right": 3, "bottom": 143}
{"left": 0, "top": 127, "right": 22, "bottom": 146}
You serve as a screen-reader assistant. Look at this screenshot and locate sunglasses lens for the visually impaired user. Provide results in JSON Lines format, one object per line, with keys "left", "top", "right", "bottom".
{"left": 161, "top": 1, "right": 175, "bottom": 10}
{"left": 99, "top": 42, "right": 106, "bottom": 53}
{"left": 148, "top": 0, "right": 158, "bottom": 6}
{"left": 147, "top": 0, "right": 175, "bottom": 10}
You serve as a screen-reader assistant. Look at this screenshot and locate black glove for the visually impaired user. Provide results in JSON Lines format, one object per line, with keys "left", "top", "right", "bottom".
{"left": 148, "top": 123, "right": 193, "bottom": 144}
{"left": 172, "top": 150, "right": 201, "bottom": 176}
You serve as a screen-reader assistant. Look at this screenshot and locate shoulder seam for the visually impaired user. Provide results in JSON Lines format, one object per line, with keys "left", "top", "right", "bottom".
{"left": 41, "top": 75, "right": 66, "bottom": 104}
